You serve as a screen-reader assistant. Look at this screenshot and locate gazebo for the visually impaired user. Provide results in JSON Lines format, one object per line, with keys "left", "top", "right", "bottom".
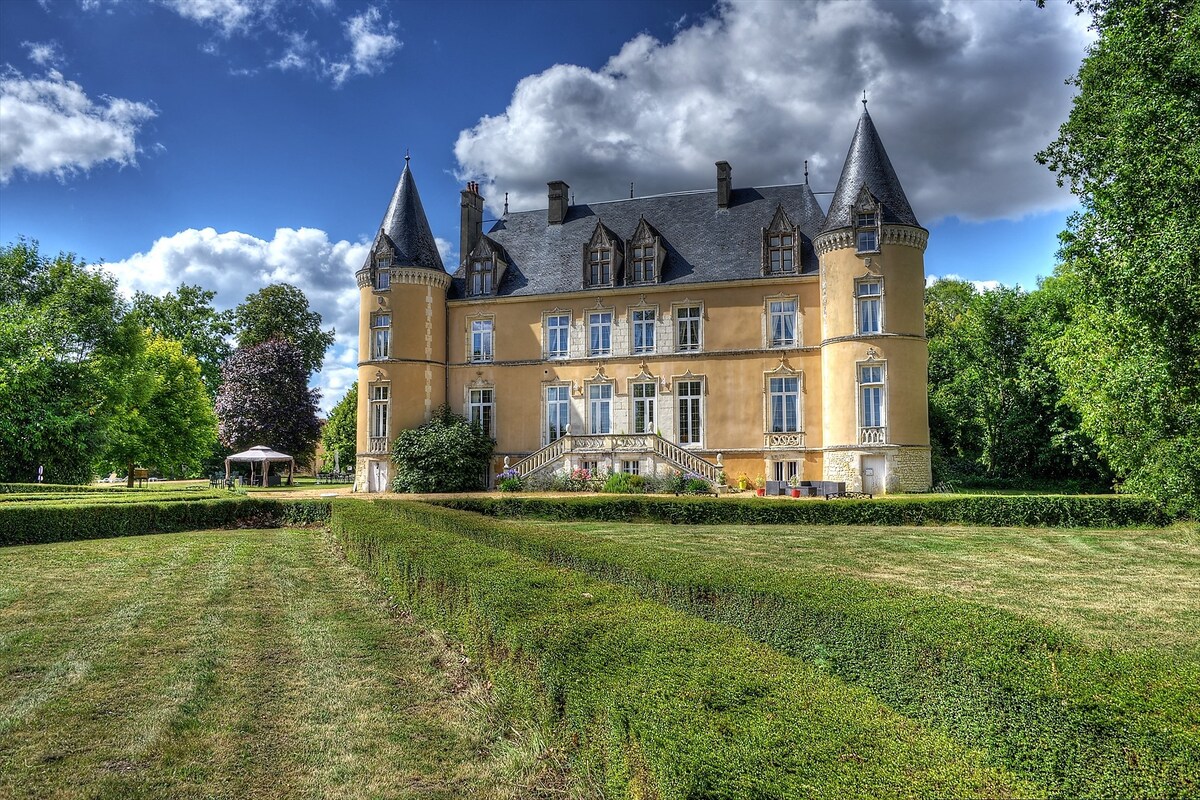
{"left": 225, "top": 445, "right": 295, "bottom": 487}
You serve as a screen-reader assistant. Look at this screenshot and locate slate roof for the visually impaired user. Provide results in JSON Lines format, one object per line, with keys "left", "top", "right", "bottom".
{"left": 820, "top": 108, "right": 920, "bottom": 233}
{"left": 365, "top": 161, "right": 445, "bottom": 272}
{"left": 449, "top": 183, "right": 827, "bottom": 300}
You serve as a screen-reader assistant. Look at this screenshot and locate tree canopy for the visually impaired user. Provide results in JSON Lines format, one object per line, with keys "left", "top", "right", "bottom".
{"left": 321, "top": 382, "right": 357, "bottom": 470}
{"left": 130, "top": 284, "right": 234, "bottom": 396}
{"left": 1037, "top": 0, "right": 1200, "bottom": 514}
{"left": 233, "top": 283, "right": 335, "bottom": 375}
{"left": 214, "top": 339, "right": 322, "bottom": 464}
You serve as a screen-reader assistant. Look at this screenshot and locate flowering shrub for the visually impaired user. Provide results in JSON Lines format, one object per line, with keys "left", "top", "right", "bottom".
{"left": 496, "top": 468, "right": 523, "bottom": 493}
{"left": 601, "top": 472, "right": 645, "bottom": 494}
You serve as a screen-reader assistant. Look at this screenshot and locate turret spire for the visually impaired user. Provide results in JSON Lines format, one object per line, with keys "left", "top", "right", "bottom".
{"left": 365, "top": 158, "right": 444, "bottom": 272}
{"left": 819, "top": 106, "right": 919, "bottom": 234}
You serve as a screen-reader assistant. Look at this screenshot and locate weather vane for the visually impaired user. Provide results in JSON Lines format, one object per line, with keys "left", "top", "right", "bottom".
{"left": 862, "top": 90, "right": 868, "bottom": 108}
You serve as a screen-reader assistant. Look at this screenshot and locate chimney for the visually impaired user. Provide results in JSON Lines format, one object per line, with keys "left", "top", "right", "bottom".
{"left": 716, "top": 161, "right": 732, "bottom": 209}
{"left": 460, "top": 181, "right": 484, "bottom": 266}
{"left": 547, "top": 180, "right": 570, "bottom": 225}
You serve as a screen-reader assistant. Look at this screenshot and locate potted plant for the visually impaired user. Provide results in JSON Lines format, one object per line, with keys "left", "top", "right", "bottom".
{"left": 789, "top": 474, "right": 802, "bottom": 498}
{"left": 754, "top": 475, "right": 766, "bottom": 496}
{"left": 737, "top": 473, "right": 750, "bottom": 491}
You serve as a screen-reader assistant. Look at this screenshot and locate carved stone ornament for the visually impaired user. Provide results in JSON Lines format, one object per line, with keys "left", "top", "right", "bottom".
{"left": 374, "top": 370, "right": 385, "bottom": 382}
{"left": 866, "top": 347, "right": 880, "bottom": 361}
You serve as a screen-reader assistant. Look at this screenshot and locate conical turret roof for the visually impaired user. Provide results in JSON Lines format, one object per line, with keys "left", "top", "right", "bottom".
{"left": 820, "top": 107, "right": 920, "bottom": 233}
{"left": 365, "top": 159, "right": 444, "bottom": 271}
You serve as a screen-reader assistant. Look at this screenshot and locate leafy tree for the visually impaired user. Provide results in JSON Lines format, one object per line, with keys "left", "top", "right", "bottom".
{"left": 0, "top": 239, "right": 137, "bottom": 483}
{"left": 391, "top": 405, "right": 494, "bottom": 493}
{"left": 233, "top": 283, "right": 335, "bottom": 374}
{"left": 321, "top": 382, "right": 357, "bottom": 470}
{"left": 99, "top": 333, "right": 218, "bottom": 484}
{"left": 130, "top": 284, "right": 233, "bottom": 396}
{"left": 214, "top": 339, "right": 322, "bottom": 464}
{"left": 1037, "top": 0, "right": 1200, "bottom": 515}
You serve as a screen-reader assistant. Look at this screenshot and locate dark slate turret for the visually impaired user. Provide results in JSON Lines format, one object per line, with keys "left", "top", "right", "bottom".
{"left": 820, "top": 107, "right": 919, "bottom": 233}
{"left": 366, "top": 159, "right": 444, "bottom": 271}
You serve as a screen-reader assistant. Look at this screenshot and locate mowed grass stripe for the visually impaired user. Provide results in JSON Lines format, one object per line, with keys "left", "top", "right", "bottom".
{"left": 0, "top": 529, "right": 542, "bottom": 800}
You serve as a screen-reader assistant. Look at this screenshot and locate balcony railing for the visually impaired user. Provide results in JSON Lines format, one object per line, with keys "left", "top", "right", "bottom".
{"left": 764, "top": 431, "right": 805, "bottom": 449}
{"left": 859, "top": 426, "right": 887, "bottom": 445}
{"left": 369, "top": 436, "right": 389, "bottom": 454}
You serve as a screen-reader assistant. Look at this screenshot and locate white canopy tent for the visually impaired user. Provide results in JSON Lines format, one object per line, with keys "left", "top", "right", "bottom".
{"left": 224, "top": 445, "right": 295, "bottom": 487}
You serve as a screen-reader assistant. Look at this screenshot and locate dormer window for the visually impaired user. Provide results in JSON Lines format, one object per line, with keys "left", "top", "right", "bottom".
{"left": 584, "top": 220, "right": 622, "bottom": 287}
{"left": 627, "top": 217, "right": 663, "bottom": 284}
{"left": 856, "top": 212, "right": 878, "bottom": 252}
{"left": 469, "top": 259, "right": 494, "bottom": 295}
{"left": 588, "top": 248, "right": 612, "bottom": 286}
{"left": 374, "top": 257, "right": 391, "bottom": 290}
{"left": 630, "top": 244, "right": 654, "bottom": 283}
{"left": 762, "top": 205, "right": 799, "bottom": 275}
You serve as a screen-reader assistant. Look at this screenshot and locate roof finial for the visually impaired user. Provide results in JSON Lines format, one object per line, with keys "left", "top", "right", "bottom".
{"left": 630, "top": 181, "right": 634, "bottom": 199}
{"left": 503, "top": 192, "right": 509, "bottom": 215}
{"left": 404, "top": 148, "right": 410, "bottom": 166}
{"left": 862, "top": 90, "right": 868, "bottom": 109}
{"left": 804, "top": 159, "right": 809, "bottom": 185}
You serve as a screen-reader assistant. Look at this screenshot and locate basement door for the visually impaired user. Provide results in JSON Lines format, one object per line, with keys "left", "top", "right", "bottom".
{"left": 369, "top": 461, "right": 388, "bottom": 493}
{"left": 862, "top": 455, "right": 885, "bottom": 495}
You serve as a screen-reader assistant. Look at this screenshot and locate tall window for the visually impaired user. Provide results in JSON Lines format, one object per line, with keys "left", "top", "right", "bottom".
{"left": 860, "top": 365, "right": 885, "bottom": 428}
{"left": 774, "top": 461, "right": 799, "bottom": 482}
{"left": 769, "top": 376, "right": 800, "bottom": 432}
{"left": 857, "top": 280, "right": 882, "bottom": 334}
{"left": 371, "top": 313, "right": 390, "bottom": 359}
{"left": 369, "top": 384, "right": 389, "bottom": 439}
{"left": 632, "top": 382, "right": 656, "bottom": 434}
{"left": 677, "top": 380, "right": 702, "bottom": 445}
{"left": 630, "top": 243, "right": 655, "bottom": 283}
{"left": 546, "top": 385, "right": 569, "bottom": 443}
{"left": 374, "top": 257, "right": 391, "bottom": 290}
{"left": 767, "top": 232, "right": 795, "bottom": 272}
{"left": 856, "top": 212, "right": 878, "bottom": 253}
{"left": 468, "top": 388, "right": 494, "bottom": 437}
{"left": 588, "top": 384, "right": 612, "bottom": 434}
{"left": 769, "top": 299, "right": 797, "bottom": 347}
{"left": 676, "top": 306, "right": 702, "bottom": 352}
{"left": 471, "top": 319, "right": 493, "bottom": 362}
{"left": 546, "top": 314, "right": 569, "bottom": 359}
{"left": 588, "top": 248, "right": 611, "bottom": 286}
{"left": 588, "top": 312, "right": 612, "bottom": 356}
{"left": 469, "top": 259, "right": 493, "bottom": 295}
{"left": 632, "top": 308, "right": 655, "bottom": 354}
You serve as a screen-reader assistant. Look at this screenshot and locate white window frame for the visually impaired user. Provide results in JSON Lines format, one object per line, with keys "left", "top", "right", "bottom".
{"left": 467, "top": 387, "right": 495, "bottom": 438}
{"left": 774, "top": 461, "right": 799, "bottom": 482}
{"left": 859, "top": 362, "right": 886, "bottom": 430}
{"left": 675, "top": 305, "right": 702, "bottom": 353}
{"left": 374, "top": 265, "right": 391, "bottom": 291}
{"left": 588, "top": 383, "right": 613, "bottom": 435}
{"left": 630, "top": 243, "right": 655, "bottom": 283}
{"left": 545, "top": 384, "right": 570, "bottom": 444}
{"left": 631, "top": 381, "right": 656, "bottom": 434}
{"left": 369, "top": 383, "right": 389, "bottom": 439}
{"left": 768, "top": 297, "right": 798, "bottom": 348}
{"left": 676, "top": 378, "right": 704, "bottom": 447}
{"left": 856, "top": 211, "right": 879, "bottom": 254}
{"left": 545, "top": 313, "right": 570, "bottom": 359}
{"left": 767, "top": 231, "right": 795, "bottom": 273}
{"left": 371, "top": 312, "right": 391, "bottom": 359}
{"left": 621, "top": 459, "right": 640, "bottom": 475}
{"left": 631, "top": 307, "right": 656, "bottom": 355}
{"left": 856, "top": 278, "right": 883, "bottom": 335}
{"left": 588, "top": 311, "right": 612, "bottom": 357}
{"left": 470, "top": 317, "right": 494, "bottom": 363}
{"left": 768, "top": 375, "right": 801, "bottom": 433}
{"left": 469, "top": 259, "right": 494, "bottom": 296}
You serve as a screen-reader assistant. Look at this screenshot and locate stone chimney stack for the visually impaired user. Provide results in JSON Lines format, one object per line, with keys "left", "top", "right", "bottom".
{"left": 547, "top": 180, "right": 570, "bottom": 225}
{"left": 716, "top": 161, "right": 732, "bottom": 209}
{"left": 460, "top": 181, "right": 484, "bottom": 265}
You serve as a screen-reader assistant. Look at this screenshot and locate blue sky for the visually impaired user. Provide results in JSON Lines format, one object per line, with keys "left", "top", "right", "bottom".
{"left": 0, "top": 0, "right": 1092, "bottom": 412}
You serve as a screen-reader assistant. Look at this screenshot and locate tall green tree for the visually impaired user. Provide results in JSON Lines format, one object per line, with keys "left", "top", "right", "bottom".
{"left": 321, "top": 382, "right": 357, "bottom": 470}
{"left": 0, "top": 239, "right": 137, "bottom": 484}
{"left": 233, "top": 283, "right": 334, "bottom": 375}
{"left": 100, "top": 333, "right": 218, "bottom": 484}
{"left": 1037, "top": 0, "right": 1200, "bottom": 515}
{"left": 130, "top": 284, "right": 234, "bottom": 396}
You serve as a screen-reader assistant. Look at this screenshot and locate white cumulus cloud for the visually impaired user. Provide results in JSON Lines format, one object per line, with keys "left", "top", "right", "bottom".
{"left": 101, "top": 227, "right": 369, "bottom": 414}
{"left": 22, "top": 40, "right": 65, "bottom": 68}
{"left": 327, "top": 6, "right": 401, "bottom": 86}
{"left": 157, "top": 0, "right": 275, "bottom": 37}
{"left": 0, "top": 67, "right": 157, "bottom": 183}
{"left": 455, "top": 0, "right": 1092, "bottom": 225}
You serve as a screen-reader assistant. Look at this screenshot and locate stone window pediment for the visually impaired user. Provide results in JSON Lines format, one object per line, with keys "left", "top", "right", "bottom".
{"left": 762, "top": 205, "right": 799, "bottom": 275}
{"left": 627, "top": 217, "right": 664, "bottom": 284}
{"left": 584, "top": 220, "right": 623, "bottom": 288}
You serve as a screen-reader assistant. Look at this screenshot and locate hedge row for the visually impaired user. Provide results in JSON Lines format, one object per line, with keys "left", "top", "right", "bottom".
{"left": 432, "top": 493, "right": 1170, "bottom": 528}
{"left": 332, "top": 499, "right": 1025, "bottom": 799}
{"left": 0, "top": 490, "right": 227, "bottom": 505}
{"left": 0, "top": 482, "right": 127, "bottom": 495}
{"left": 0, "top": 496, "right": 332, "bottom": 546}
{"left": 428, "top": 504, "right": 1199, "bottom": 799}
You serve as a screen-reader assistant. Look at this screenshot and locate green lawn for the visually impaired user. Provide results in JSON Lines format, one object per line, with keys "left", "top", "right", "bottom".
{"left": 0, "top": 529, "right": 552, "bottom": 800}
{"left": 554, "top": 520, "right": 1200, "bottom": 655}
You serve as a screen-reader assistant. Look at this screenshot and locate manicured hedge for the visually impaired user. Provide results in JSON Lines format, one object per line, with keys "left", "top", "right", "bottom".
{"left": 426, "top": 504, "right": 1199, "bottom": 799}
{"left": 0, "top": 482, "right": 123, "bottom": 495}
{"left": 0, "top": 496, "right": 331, "bottom": 546}
{"left": 432, "top": 493, "right": 1170, "bottom": 528}
{"left": 332, "top": 499, "right": 1025, "bottom": 799}
{"left": 0, "top": 490, "right": 227, "bottom": 505}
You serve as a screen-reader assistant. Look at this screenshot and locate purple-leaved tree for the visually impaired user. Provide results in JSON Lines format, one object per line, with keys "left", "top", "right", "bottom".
{"left": 215, "top": 339, "right": 322, "bottom": 464}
